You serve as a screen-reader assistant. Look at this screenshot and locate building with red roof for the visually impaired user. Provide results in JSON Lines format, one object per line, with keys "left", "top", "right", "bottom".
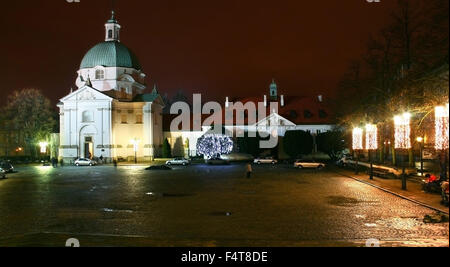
{"left": 163, "top": 80, "right": 336, "bottom": 157}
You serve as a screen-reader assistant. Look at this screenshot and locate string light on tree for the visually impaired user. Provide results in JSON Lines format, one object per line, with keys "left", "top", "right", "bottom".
{"left": 196, "top": 134, "right": 234, "bottom": 159}
{"left": 352, "top": 127, "right": 363, "bottom": 150}
{"left": 365, "top": 124, "right": 378, "bottom": 150}
{"left": 394, "top": 113, "right": 411, "bottom": 150}
{"left": 435, "top": 104, "right": 449, "bottom": 150}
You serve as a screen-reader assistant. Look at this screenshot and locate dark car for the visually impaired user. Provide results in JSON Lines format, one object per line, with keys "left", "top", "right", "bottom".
{"left": 0, "top": 161, "right": 14, "bottom": 173}
{"left": 145, "top": 165, "right": 172, "bottom": 171}
{"left": 206, "top": 158, "right": 230, "bottom": 165}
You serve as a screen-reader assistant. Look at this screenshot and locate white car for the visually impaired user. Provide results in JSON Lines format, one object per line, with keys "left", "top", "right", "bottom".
{"left": 74, "top": 158, "right": 97, "bottom": 166}
{"left": 254, "top": 157, "right": 278, "bottom": 165}
{"left": 166, "top": 158, "right": 190, "bottom": 166}
{"left": 294, "top": 160, "right": 325, "bottom": 169}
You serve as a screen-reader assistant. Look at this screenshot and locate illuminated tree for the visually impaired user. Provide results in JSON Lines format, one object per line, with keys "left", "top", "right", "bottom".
{"left": 2, "top": 89, "right": 56, "bottom": 158}
{"left": 196, "top": 134, "right": 233, "bottom": 159}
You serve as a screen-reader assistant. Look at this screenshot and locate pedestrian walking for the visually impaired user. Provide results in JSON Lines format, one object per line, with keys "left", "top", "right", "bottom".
{"left": 246, "top": 163, "right": 253, "bottom": 178}
{"left": 113, "top": 159, "right": 118, "bottom": 168}
{"left": 60, "top": 159, "right": 64, "bottom": 167}
{"left": 51, "top": 157, "right": 57, "bottom": 168}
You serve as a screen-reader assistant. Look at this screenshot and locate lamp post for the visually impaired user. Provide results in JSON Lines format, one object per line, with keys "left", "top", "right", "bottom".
{"left": 353, "top": 127, "right": 363, "bottom": 175}
{"left": 435, "top": 104, "right": 449, "bottom": 180}
{"left": 130, "top": 138, "right": 140, "bottom": 164}
{"left": 39, "top": 142, "right": 48, "bottom": 154}
{"left": 394, "top": 113, "right": 412, "bottom": 190}
{"left": 416, "top": 137, "right": 424, "bottom": 175}
{"left": 39, "top": 142, "right": 49, "bottom": 166}
{"left": 366, "top": 124, "right": 378, "bottom": 180}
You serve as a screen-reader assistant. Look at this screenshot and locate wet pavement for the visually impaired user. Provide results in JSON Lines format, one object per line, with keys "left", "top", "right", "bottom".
{"left": 0, "top": 164, "right": 448, "bottom": 247}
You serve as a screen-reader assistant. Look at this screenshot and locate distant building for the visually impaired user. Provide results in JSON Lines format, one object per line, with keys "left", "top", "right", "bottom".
{"left": 164, "top": 80, "right": 336, "bottom": 157}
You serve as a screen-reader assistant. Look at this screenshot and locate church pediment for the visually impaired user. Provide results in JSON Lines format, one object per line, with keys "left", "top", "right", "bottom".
{"left": 253, "top": 113, "right": 296, "bottom": 127}
{"left": 60, "top": 86, "right": 113, "bottom": 103}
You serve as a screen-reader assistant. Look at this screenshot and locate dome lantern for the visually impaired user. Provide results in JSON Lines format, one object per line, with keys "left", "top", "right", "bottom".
{"left": 105, "top": 10, "right": 121, "bottom": 42}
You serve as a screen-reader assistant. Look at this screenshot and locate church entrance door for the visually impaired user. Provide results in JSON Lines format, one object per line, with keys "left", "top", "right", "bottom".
{"left": 84, "top": 137, "right": 93, "bottom": 159}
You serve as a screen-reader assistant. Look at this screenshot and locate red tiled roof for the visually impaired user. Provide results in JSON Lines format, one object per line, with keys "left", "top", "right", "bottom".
{"left": 163, "top": 95, "right": 335, "bottom": 131}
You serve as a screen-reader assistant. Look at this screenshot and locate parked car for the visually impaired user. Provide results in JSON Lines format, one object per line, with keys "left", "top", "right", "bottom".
{"left": 74, "top": 158, "right": 97, "bottom": 166}
{"left": 146, "top": 165, "right": 172, "bottom": 170}
{"left": 206, "top": 158, "right": 230, "bottom": 165}
{"left": 0, "top": 161, "right": 14, "bottom": 173}
{"left": 336, "top": 155, "right": 353, "bottom": 167}
{"left": 166, "top": 158, "right": 191, "bottom": 166}
{"left": 254, "top": 157, "right": 278, "bottom": 165}
{"left": 294, "top": 159, "right": 325, "bottom": 169}
{"left": 220, "top": 153, "right": 254, "bottom": 162}
{"left": 0, "top": 167, "right": 6, "bottom": 179}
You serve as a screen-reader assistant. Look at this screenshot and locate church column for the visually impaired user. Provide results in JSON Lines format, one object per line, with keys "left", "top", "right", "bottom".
{"left": 71, "top": 108, "right": 79, "bottom": 157}
{"left": 143, "top": 103, "right": 154, "bottom": 161}
{"left": 58, "top": 106, "right": 65, "bottom": 159}
{"left": 108, "top": 102, "right": 114, "bottom": 161}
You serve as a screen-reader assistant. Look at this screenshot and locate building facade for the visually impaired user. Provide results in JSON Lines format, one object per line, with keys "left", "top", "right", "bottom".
{"left": 58, "top": 12, "right": 164, "bottom": 163}
{"left": 164, "top": 80, "right": 335, "bottom": 157}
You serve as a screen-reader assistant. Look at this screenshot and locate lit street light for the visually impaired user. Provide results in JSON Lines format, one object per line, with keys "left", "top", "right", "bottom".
{"left": 416, "top": 137, "right": 424, "bottom": 175}
{"left": 353, "top": 127, "right": 363, "bottom": 175}
{"left": 130, "top": 138, "right": 140, "bottom": 164}
{"left": 366, "top": 124, "right": 378, "bottom": 180}
{"left": 394, "top": 113, "right": 412, "bottom": 190}
{"left": 435, "top": 104, "right": 449, "bottom": 180}
{"left": 39, "top": 142, "right": 48, "bottom": 154}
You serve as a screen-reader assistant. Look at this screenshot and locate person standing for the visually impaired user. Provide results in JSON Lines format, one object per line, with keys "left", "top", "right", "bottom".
{"left": 246, "top": 163, "right": 253, "bottom": 178}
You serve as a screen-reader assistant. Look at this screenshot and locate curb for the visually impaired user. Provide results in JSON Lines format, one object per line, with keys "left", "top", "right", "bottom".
{"left": 335, "top": 171, "right": 449, "bottom": 215}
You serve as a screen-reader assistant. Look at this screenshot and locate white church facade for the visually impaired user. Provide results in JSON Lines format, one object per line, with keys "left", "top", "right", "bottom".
{"left": 58, "top": 12, "right": 164, "bottom": 163}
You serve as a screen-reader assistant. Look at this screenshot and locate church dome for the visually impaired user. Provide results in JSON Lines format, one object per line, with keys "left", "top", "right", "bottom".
{"left": 80, "top": 41, "right": 141, "bottom": 70}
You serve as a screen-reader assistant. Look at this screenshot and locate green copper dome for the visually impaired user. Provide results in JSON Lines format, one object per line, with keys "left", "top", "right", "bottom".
{"left": 80, "top": 41, "right": 141, "bottom": 70}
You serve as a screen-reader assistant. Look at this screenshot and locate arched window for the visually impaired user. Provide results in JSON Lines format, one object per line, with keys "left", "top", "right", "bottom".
{"left": 95, "top": 69, "right": 105, "bottom": 80}
{"left": 108, "top": 30, "right": 113, "bottom": 39}
{"left": 82, "top": 111, "right": 94, "bottom": 123}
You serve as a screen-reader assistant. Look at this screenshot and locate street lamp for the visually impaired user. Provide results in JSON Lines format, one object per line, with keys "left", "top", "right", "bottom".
{"left": 353, "top": 127, "right": 363, "bottom": 174}
{"left": 130, "top": 138, "right": 140, "bottom": 164}
{"left": 416, "top": 137, "right": 424, "bottom": 175}
{"left": 366, "top": 124, "right": 378, "bottom": 180}
{"left": 39, "top": 142, "right": 48, "bottom": 154}
{"left": 435, "top": 104, "right": 449, "bottom": 180}
{"left": 394, "top": 113, "right": 412, "bottom": 190}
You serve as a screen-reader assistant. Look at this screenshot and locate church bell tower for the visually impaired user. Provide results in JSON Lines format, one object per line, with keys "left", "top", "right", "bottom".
{"left": 105, "top": 10, "right": 121, "bottom": 42}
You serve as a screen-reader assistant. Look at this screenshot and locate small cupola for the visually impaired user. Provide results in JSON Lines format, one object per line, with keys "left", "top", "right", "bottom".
{"left": 270, "top": 79, "right": 278, "bottom": 100}
{"left": 105, "top": 10, "right": 121, "bottom": 42}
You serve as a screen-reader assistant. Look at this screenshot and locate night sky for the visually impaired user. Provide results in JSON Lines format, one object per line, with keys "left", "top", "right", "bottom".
{"left": 1, "top": 0, "right": 399, "bottom": 105}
